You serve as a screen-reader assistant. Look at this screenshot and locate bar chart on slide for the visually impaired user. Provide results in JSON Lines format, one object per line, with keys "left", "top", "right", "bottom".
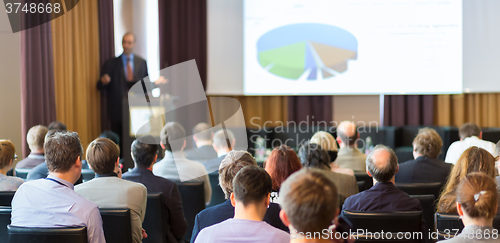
{"left": 257, "top": 23, "right": 358, "bottom": 80}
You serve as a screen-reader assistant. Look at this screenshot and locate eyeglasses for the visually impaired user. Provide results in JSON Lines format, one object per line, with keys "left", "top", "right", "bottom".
{"left": 13, "top": 154, "right": 17, "bottom": 161}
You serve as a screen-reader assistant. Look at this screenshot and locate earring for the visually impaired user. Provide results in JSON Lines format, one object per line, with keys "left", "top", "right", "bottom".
{"left": 267, "top": 204, "right": 270, "bottom": 208}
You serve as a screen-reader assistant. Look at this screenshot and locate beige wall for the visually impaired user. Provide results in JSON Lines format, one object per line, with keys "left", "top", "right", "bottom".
{"left": 333, "top": 95, "right": 381, "bottom": 127}
{"left": 0, "top": 4, "right": 22, "bottom": 158}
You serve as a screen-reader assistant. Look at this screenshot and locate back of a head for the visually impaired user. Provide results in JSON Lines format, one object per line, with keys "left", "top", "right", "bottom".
{"left": 310, "top": 131, "right": 338, "bottom": 151}
{"left": 27, "top": 125, "right": 48, "bottom": 152}
{"left": 99, "top": 130, "right": 120, "bottom": 146}
{"left": 233, "top": 166, "right": 272, "bottom": 206}
{"left": 219, "top": 150, "right": 257, "bottom": 199}
{"left": 131, "top": 137, "right": 159, "bottom": 168}
{"left": 413, "top": 127, "right": 443, "bottom": 159}
{"left": 280, "top": 168, "right": 338, "bottom": 233}
{"left": 160, "top": 122, "right": 186, "bottom": 151}
{"left": 459, "top": 123, "right": 481, "bottom": 140}
{"left": 456, "top": 172, "right": 498, "bottom": 219}
{"left": 213, "top": 129, "right": 235, "bottom": 150}
{"left": 337, "top": 121, "right": 358, "bottom": 146}
{"left": 193, "top": 123, "right": 213, "bottom": 142}
{"left": 264, "top": 145, "right": 302, "bottom": 191}
{"left": 0, "top": 140, "right": 15, "bottom": 170}
{"left": 48, "top": 121, "right": 67, "bottom": 132}
{"left": 298, "top": 142, "right": 331, "bottom": 169}
{"left": 366, "top": 145, "right": 398, "bottom": 182}
{"left": 86, "top": 138, "right": 120, "bottom": 175}
{"left": 45, "top": 131, "right": 83, "bottom": 173}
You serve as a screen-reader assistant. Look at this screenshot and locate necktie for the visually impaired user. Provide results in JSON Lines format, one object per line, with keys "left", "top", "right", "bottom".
{"left": 126, "top": 57, "right": 133, "bottom": 81}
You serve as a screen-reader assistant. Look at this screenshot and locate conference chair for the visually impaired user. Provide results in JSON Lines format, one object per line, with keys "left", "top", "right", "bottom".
{"left": 435, "top": 213, "right": 500, "bottom": 240}
{"left": 395, "top": 182, "right": 442, "bottom": 200}
{"left": 0, "top": 191, "right": 15, "bottom": 206}
{"left": 410, "top": 194, "right": 436, "bottom": 233}
{"left": 207, "top": 172, "right": 225, "bottom": 208}
{"left": 143, "top": 193, "right": 166, "bottom": 243}
{"left": 100, "top": 208, "right": 132, "bottom": 243}
{"left": 7, "top": 225, "right": 87, "bottom": 243}
{"left": 357, "top": 181, "right": 365, "bottom": 193}
{"left": 81, "top": 169, "right": 96, "bottom": 182}
{"left": 14, "top": 168, "right": 30, "bottom": 179}
{"left": 176, "top": 181, "right": 206, "bottom": 241}
{"left": 0, "top": 206, "right": 12, "bottom": 243}
{"left": 354, "top": 172, "right": 373, "bottom": 191}
{"left": 343, "top": 210, "right": 423, "bottom": 243}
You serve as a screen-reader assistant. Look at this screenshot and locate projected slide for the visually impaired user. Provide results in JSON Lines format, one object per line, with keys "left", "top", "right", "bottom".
{"left": 258, "top": 24, "right": 357, "bottom": 80}
{"left": 244, "top": 0, "right": 463, "bottom": 95}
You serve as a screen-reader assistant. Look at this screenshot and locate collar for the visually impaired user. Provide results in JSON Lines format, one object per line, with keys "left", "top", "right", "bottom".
{"left": 164, "top": 150, "right": 186, "bottom": 159}
{"left": 28, "top": 153, "right": 45, "bottom": 159}
{"left": 371, "top": 181, "right": 397, "bottom": 190}
{"left": 47, "top": 175, "right": 74, "bottom": 190}
{"left": 95, "top": 172, "right": 118, "bottom": 178}
{"left": 121, "top": 53, "right": 134, "bottom": 61}
{"left": 131, "top": 167, "right": 153, "bottom": 174}
{"left": 415, "top": 156, "right": 428, "bottom": 160}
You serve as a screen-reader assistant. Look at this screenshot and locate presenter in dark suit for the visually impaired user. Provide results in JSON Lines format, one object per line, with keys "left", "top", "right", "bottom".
{"left": 97, "top": 32, "right": 166, "bottom": 144}
{"left": 396, "top": 128, "right": 452, "bottom": 185}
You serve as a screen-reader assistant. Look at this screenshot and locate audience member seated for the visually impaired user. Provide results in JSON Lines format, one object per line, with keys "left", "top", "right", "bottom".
{"left": 396, "top": 127, "right": 452, "bottom": 185}
{"left": 279, "top": 168, "right": 346, "bottom": 243}
{"left": 153, "top": 122, "right": 212, "bottom": 205}
{"left": 310, "top": 131, "right": 354, "bottom": 176}
{"left": 99, "top": 130, "right": 123, "bottom": 168}
{"left": 204, "top": 129, "right": 235, "bottom": 173}
{"left": 0, "top": 140, "right": 24, "bottom": 191}
{"left": 48, "top": 121, "right": 67, "bottom": 131}
{"left": 298, "top": 142, "right": 358, "bottom": 204}
{"left": 185, "top": 123, "right": 218, "bottom": 161}
{"left": 191, "top": 150, "right": 287, "bottom": 243}
{"left": 15, "top": 125, "right": 48, "bottom": 169}
{"left": 194, "top": 166, "right": 290, "bottom": 243}
{"left": 123, "top": 138, "right": 187, "bottom": 242}
{"left": 440, "top": 172, "right": 499, "bottom": 243}
{"left": 342, "top": 145, "right": 423, "bottom": 212}
{"left": 11, "top": 131, "right": 105, "bottom": 243}
{"left": 495, "top": 141, "right": 500, "bottom": 186}
{"left": 264, "top": 145, "right": 302, "bottom": 203}
{"left": 445, "top": 123, "right": 497, "bottom": 165}
{"left": 75, "top": 138, "right": 147, "bottom": 243}
{"left": 438, "top": 146, "right": 496, "bottom": 214}
{"left": 334, "top": 121, "right": 367, "bottom": 172}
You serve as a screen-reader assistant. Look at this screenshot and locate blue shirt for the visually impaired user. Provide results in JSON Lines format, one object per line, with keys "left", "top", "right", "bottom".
{"left": 11, "top": 175, "right": 106, "bottom": 243}
{"left": 121, "top": 53, "right": 134, "bottom": 78}
{"left": 194, "top": 219, "right": 290, "bottom": 243}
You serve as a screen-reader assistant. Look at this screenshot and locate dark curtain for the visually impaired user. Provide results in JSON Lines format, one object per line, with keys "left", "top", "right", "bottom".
{"left": 98, "top": 0, "right": 115, "bottom": 132}
{"left": 288, "top": 96, "right": 333, "bottom": 126}
{"left": 20, "top": 22, "right": 56, "bottom": 157}
{"left": 384, "top": 95, "right": 434, "bottom": 126}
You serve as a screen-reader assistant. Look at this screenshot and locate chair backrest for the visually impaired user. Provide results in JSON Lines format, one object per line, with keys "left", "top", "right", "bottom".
{"left": 343, "top": 210, "right": 423, "bottom": 243}
{"left": 7, "top": 225, "right": 87, "bottom": 243}
{"left": 435, "top": 212, "right": 500, "bottom": 240}
{"left": 142, "top": 193, "right": 166, "bottom": 243}
{"left": 207, "top": 172, "right": 225, "bottom": 208}
{"left": 357, "top": 181, "right": 366, "bottom": 192}
{"left": 81, "top": 169, "right": 95, "bottom": 182}
{"left": 0, "top": 192, "right": 15, "bottom": 207}
{"left": 0, "top": 206, "right": 12, "bottom": 243}
{"left": 176, "top": 181, "right": 206, "bottom": 242}
{"left": 410, "top": 194, "right": 436, "bottom": 233}
{"left": 395, "top": 182, "right": 442, "bottom": 200}
{"left": 14, "top": 168, "right": 31, "bottom": 180}
{"left": 100, "top": 208, "right": 132, "bottom": 243}
{"left": 354, "top": 172, "right": 373, "bottom": 191}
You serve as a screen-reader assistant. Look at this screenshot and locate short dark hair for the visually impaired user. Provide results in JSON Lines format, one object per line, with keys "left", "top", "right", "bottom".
{"left": 160, "top": 122, "right": 186, "bottom": 151}
{"left": 122, "top": 32, "right": 136, "bottom": 42}
{"left": 131, "top": 137, "right": 159, "bottom": 168}
{"left": 233, "top": 166, "right": 272, "bottom": 206}
{"left": 298, "top": 142, "right": 331, "bottom": 169}
{"left": 280, "top": 168, "right": 338, "bottom": 234}
{"left": 459, "top": 123, "right": 481, "bottom": 140}
{"left": 86, "top": 138, "right": 120, "bottom": 175}
{"left": 193, "top": 123, "right": 212, "bottom": 142}
{"left": 99, "top": 130, "right": 120, "bottom": 146}
{"left": 366, "top": 145, "right": 398, "bottom": 183}
{"left": 45, "top": 131, "right": 83, "bottom": 173}
{"left": 48, "top": 121, "right": 67, "bottom": 132}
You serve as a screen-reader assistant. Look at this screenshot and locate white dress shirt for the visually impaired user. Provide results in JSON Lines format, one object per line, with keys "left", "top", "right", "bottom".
{"left": 445, "top": 136, "right": 497, "bottom": 164}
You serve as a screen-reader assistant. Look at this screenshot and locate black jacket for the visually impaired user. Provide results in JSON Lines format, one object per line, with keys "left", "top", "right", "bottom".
{"left": 395, "top": 156, "right": 452, "bottom": 185}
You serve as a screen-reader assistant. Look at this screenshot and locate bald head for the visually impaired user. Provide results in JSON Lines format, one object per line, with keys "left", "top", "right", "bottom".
{"left": 366, "top": 145, "right": 398, "bottom": 183}
{"left": 337, "top": 121, "right": 358, "bottom": 147}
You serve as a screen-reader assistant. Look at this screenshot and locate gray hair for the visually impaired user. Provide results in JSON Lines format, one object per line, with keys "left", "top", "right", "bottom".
{"left": 366, "top": 145, "right": 398, "bottom": 183}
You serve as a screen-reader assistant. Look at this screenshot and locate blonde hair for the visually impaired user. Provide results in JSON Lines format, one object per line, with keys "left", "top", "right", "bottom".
{"left": 27, "top": 125, "right": 48, "bottom": 151}
{"left": 438, "top": 146, "right": 496, "bottom": 213}
{"left": 412, "top": 127, "right": 443, "bottom": 159}
{"left": 0, "top": 140, "right": 15, "bottom": 169}
{"left": 310, "top": 131, "right": 338, "bottom": 151}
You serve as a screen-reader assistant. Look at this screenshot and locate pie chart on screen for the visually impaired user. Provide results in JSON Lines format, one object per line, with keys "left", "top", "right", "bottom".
{"left": 257, "top": 23, "right": 358, "bottom": 80}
